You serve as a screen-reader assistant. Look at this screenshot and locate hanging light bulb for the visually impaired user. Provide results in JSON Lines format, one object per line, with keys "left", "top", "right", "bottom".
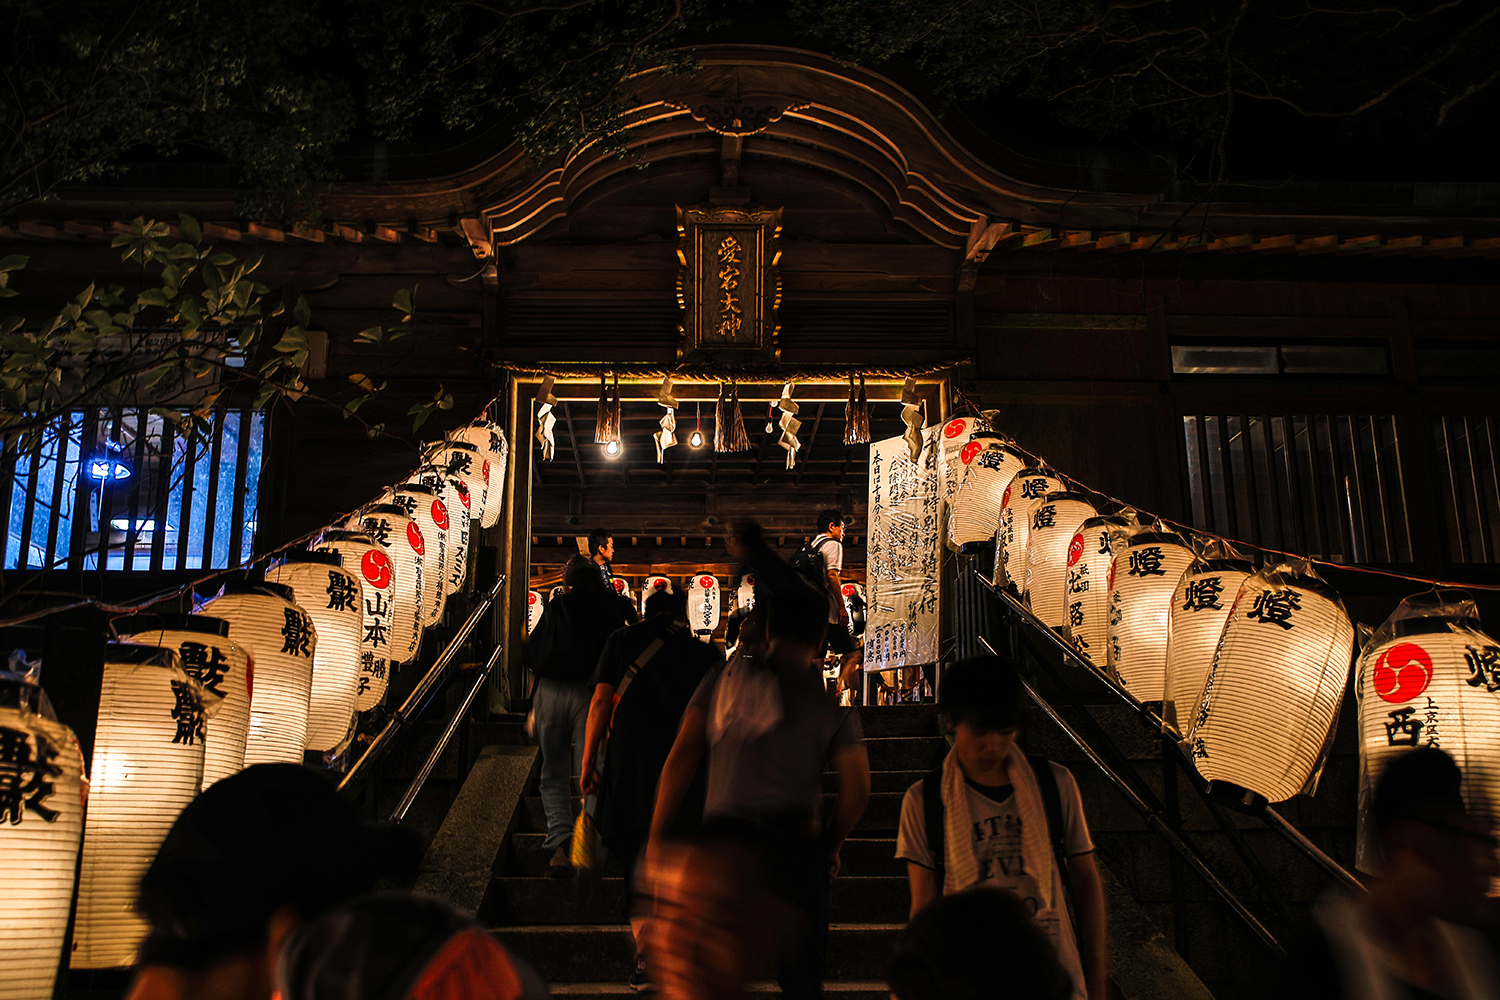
{"left": 690, "top": 401, "right": 704, "bottom": 448}
{"left": 765, "top": 400, "right": 775, "bottom": 435}
{"left": 604, "top": 440, "right": 621, "bottom": 458}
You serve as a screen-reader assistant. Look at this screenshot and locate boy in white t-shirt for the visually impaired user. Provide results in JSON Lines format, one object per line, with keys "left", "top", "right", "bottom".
{"left": 895, "top": 656, "right": 1108, "bottom": 1000}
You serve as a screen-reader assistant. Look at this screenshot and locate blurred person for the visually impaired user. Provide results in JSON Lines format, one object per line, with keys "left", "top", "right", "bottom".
{"left": 886, "top": 888, "right": 1072, "bottom": 1000}
{"left": 276, "top": 893, "right": 548, "bottom": 1000}
{"left": 1285, "top": 746, "right": 1500, "bottom": 1000}
{"left": 896, "top": 655, "right": 1107, "bottom": 1000}
{"left": 527, "top": 553, "right": 631, "bottom": 877}
{"left": 580, "top": 588, "right": 725, "bottom": 988}
{"left": 125, "top": 764, "right": 423, "bottom": 1000}
{"left": 792, "top": 510, "right": 860, "bottom": 701}
{"left": 642, "top": 519, "right": 871, "bottom": 1000}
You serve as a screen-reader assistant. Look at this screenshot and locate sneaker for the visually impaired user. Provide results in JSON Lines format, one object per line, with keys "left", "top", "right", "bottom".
{"left": 628, "top": 956, "right": 652, "bottom": 991}
{"left": 548, "top": 845, "right": 573, "bottom": 879}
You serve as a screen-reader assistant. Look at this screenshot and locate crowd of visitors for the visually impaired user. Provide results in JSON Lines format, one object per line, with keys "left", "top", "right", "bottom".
{"left": 115, "top": 517, "right": 1500, "bottom": 1000}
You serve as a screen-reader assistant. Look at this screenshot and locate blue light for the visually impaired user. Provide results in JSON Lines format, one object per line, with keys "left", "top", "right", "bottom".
{"left": 86, "top": 456, "right": 132, "bottom": 481}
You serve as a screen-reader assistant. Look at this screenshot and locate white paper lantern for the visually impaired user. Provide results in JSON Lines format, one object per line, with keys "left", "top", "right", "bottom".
{"left": 1023, "top": 491, "right": 1099, "bottom": 628}
{"left": 391, "top": 483, "right": 447, "bottom": 627}
{"left": 1355, "top": 593, "right": 1500, "bottom": 874}
{"left": 1163, "top": 558, "right": 1255, "bottom": 734}
{"left": 452, "top": 420, "right": 508, "bottom": 529}
{"left": 948, "top": 433, "right": 1029, "bottom": 551}
{"left": 348, "top": 504, "right": 423, "bottom": 665}
{"left": 416, "top": 467, "right": 470, "bottom": 600}
{"left": 841, "top": 582, "right": 867, "bottom": 638}
{"left": 1064, "top": 516, "right": 1132, "bottom": 668}
{"left": 317, "top": 530, "right": 395, "bottom": 712}
{"left": 267, "top": 552, "right": 363, "bottom": 752}
{"left": 117, "top": 614, "right": 252, "bottom": 788}
{"left": 735, "top": 574, "right": 756, "bottom": 614}
{"left": 551, "top": 585, "right": 566, "bottom": 602}
{"left": 0, "top": 675, "right": 84, "bottom": 1000}
{"left": 72, "top": 644, "right": 202, "bottom": 969}
{"left": 526, "top": 590, "right": 544, "bottom": 634}
{"left": 641, "top": 575, "right": 674, "bottom": 618}
{"left": 430, "top": 440, "right": 487, "bottom": 524}
{"left": 202, "top": 582, "right": 315, "bottom": 766}
{"left": 1108, "top": 530, "right": 1196, "bottom": 702}
{"left": 1187, "top": 561, "right": 1355, "bottom": 807}
{"left": 938, "top": 416, "right": 981, "bottom": 513}
{"left": 688, "top": 575, "right": 721, "bottom": 641}
{"left": 995, "top": 467, "right": 1066, "bottom": 589}
{"left": 612, "top": 576, "right": 634, "bottom": 601}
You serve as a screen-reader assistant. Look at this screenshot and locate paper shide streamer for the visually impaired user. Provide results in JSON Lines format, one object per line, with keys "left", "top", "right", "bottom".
{"left": 900, "top": 377, "right": 925, "bottom": 462}
{"left": 534, "top": 376, "right": 557, "bottom": 460}
{"left": 656, "top": 376, "right": 679, "bottom": 463}
{"left": 845, "top": 374, "right": 870, "bottom": 445}
{"left": 778, "top": 381, "right": 802, "bottom": 469}
{"left": 594, "top": 374, "right": 621, "bottom": 445}
{"left": 715, "top": 380, "right": 750, "bottom": 452}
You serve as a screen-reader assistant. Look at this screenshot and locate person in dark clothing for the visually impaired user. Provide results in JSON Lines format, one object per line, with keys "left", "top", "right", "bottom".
{"left": 526, "top": 554, "right": 631, "bottom": 877}
{"left": 642, "top": 519, "right": 871, "bottom": 1000}
{"left": 589, "top": 528, "right": 615, "bottom": 588}
{"left": 1284, "top": 747, "right": 1500, "bottom": 1000}
{"left": 580, "top": 588, "right": 725, "bottom": 988}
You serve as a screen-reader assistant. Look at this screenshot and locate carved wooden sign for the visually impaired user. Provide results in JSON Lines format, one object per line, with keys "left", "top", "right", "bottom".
{"left": 676, "top": 204, "right": 783, "bottom": 363}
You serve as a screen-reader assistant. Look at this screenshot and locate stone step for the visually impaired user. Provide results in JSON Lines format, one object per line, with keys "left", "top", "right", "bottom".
{"left": 856, "top": 705, "right": 941, "bottom": 739}
{"left": 549, "top": 981, "right": 888, "bottom": 999}
{"left": 518, "top": 792, "right": 905, "bottom": 836}
{"left": 493, "top": 923, "right": 903, "bottom": 983}
{"left": 490, "top": 876, "right": 909, "bottom": 925}
{"left": 505, "top": 834, "right": 904, "bottom": 879}
{"left": 863, "top": 736, "right": 948, "bottom": 772}
{"left": 825, "top": 769, "right": 925, "bottom": 793}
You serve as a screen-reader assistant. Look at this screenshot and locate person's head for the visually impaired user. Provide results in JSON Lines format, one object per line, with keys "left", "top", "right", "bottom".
{"left": 563, "top": 553, "right": 604, "bottom": 592}
{"left": 588, "top": 529, "right": 614, "bottom": 564}
{"left": 127, "top": 765, "right": 422, "bottom": 1000}
{"left": 728, "top": 519, "right": 827, "bottom": 668}
{"left": 1371, "top": 747, "right": 1498, "bottom": 924}
{"left": 815, "top": 509, "right": 846, "bottom": 541}
{"left": 886, "top": 889, "right": 1071, "bottom": 1000}
{"left": 645, "top": 589, "right": 687, "bottom": 620}
{"left": 939, "top": 656, "right": 1024, "bottom": 779}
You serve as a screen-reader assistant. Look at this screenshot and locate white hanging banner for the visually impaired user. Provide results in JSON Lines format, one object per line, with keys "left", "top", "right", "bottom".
{"left": 865, "top": 425, "right": 942, "bottom": 671}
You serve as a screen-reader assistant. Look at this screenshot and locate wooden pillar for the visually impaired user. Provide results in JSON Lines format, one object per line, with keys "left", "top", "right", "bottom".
{"left": 497, "top": 376, "right": 535, "bottom": 708}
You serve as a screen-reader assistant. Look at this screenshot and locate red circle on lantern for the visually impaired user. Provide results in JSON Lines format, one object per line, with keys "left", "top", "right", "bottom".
{"left": 456, "top": 482, "right": 471, "bottom": 509}
{"left": 842, "top": 584, "right": 856, "bottom": 597}
{"left": 481, "top": 460, "right": 491, "bottom": 484}
{"left": 527, "top": 591, "right": 537, "bottom": 606}
{"left": 614, "top": 578, "right": 626, "bottom": 593}
{"left": 744, "top": 574, "right": 754, "bottom": 586}
{"left": 362, "top": 549, "right": 393, "bottom": 589}
{"left": 1002, "top": 485, "right": 1012, "bottom": 507}
{"left": 699, "top": 576, "right": 714, "bottom": 589}
{"left": 431, "top": 499, "right": 449, "bottom": 531}
{"left": 653, "top": 579, "right": 667, "bottom": 591}
{"left": 1373, "top": 642, "right": 1434, "bottom": 704}
{"left": 960, "top": 441, "right": 983, "bottom": 465}
{"left": 943, "top": 419, "right": 967, "bottom": 440}
{"left": 1067, "top": 534, "right": 1085, "bottom": 567}
{"left": 407, "top": 521, "right": 425, "bottom": 556}
{"left": 245, "top": 654, "right": 254, "bottom": 700}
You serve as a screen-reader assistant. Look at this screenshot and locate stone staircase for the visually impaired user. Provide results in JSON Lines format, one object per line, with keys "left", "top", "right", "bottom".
{"left": 486, "top": 705, "right": 948, "bottom": 998}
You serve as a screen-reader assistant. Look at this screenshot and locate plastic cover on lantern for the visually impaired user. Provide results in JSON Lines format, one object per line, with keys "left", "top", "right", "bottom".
{"left": 1162, "top": 541, "right": 1255, "bottom": 734}
{"left": 453, "top": 420, "right": 508, "bottom": 529}
{"left": 348, "top": 504, "right": 423, "bottom": 664}
{"left": 688, "top": 575, "right": 721, "bottom": 641}
{"left": 317, "top": 530, "right": 395, "bottom": 712}
{"left": 203, "top": 581, "right": 315, "bottom": 766}
{"left": 0, "top": 661, "right": 84, "bottom": 1000}
{"left": 115, "top": 614, "right": 252, "bottom": 789}
{"left": 526, "top": 590, "right": 544, "bottom": 634}
{"left": 393, "top": 483, "right": 446, "bottom": 627}
{"left": 1187, "top": 559, "right": 1356, "bottom": 809}
{"left": 73, "top": 643, "right": 202, "bottom": 969}
{"left": 995, "top": 467, "right": 1066, "bottom": 590}
{"left": 1023, "top": 491, "right": 1099, "bottom": 628}
{"left": 1354, "top": 590, "right": 1500, "bottom": 876}
{"left": 1063, "top": 515, "right": 1134, "bottom": 669}
{"left": 1108, "top": 527, "right": 1197, "bottom": 702}
{"left": 266, "top": 552, "right": 363, "bottom": 753}
{"left": 947, "top": 433, "right": 1028, "bottom": 551}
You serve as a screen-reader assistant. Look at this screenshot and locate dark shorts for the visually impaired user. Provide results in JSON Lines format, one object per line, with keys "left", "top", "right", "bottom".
{"left": 824, "top": 625, "right": 857, "bottom": 656}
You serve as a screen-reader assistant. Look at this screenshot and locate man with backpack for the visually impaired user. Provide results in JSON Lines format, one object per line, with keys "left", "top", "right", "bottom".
{"left": 895, "top": 655, "right": 1107, "bottom": 1000}
{"left": 791, "top": 510, "right": 860, "bottom": 700}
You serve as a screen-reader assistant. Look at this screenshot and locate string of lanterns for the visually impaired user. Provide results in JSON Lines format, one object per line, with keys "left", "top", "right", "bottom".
{"left": 1, "top": 407, "right": 511, "bottom": 987}
{"left": 944, "top": 411, "right": 1500, "bottom": 820}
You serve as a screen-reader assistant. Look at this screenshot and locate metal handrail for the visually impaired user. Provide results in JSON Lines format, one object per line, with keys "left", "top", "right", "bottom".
{"left": 979, "top": 573, "right": 1364, "bottom": 896}
{"left": 339, "top": 574, "right": 506, "bottom": 793}
{"left": 979, "top": 635, "right": 1284, "bottom": 954}
{"left": 390, "top": 639, "right": 504, "bottom": 822}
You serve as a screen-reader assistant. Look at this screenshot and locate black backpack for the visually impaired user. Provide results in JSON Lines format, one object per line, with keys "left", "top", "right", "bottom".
{"left": 788, "top": 536, "right": 835, "bottom": 593}
{"left": 921, "top": 755, "right": 1080, "bottom": 933}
